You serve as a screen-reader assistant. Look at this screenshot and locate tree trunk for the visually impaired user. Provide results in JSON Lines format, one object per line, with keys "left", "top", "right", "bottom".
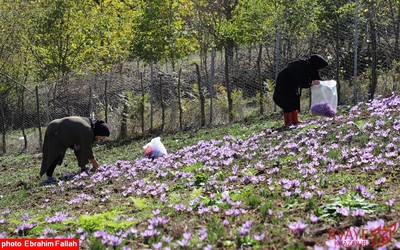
{"left": 120, "top": 95, "right": 128, "bottom": 138}
{"left": 195, "top": 63, "right": 206, "bottom": 127}
{"left": 224, "top": 44, "right": 234, "bottom": 123}
{"left": 209, "top": 48, "right": 216, "bottom": 125}
{"left": 150, "top": 61, "right": 155, "bottom": 131}
{"left": 335, "top": 15, "right": 341, "bottom": 104}
{"left": 104, "top": 78, "right": 108, "bottom": 123}
{"left": 20, "top": 87, "right": 27, "bottom": 153}
{"left": 257, "top": 44, "right": 264, "bottom": 116}
{"left": 178, "top": 68, "right": 183, "bottom": 130}
{"left": 140, "top": 72, "right": 145, "bottom": 134}
{"left": 35, "top": 86, "right": 43, "bottom": 151}
{"left": 159, "top": 75, "right": 165, "bottom": 132}
{"left": 368, "top": 8, "right": 378, "bottom": 100}
{"left": 0, "top": 98, "right": 6, "bottom": 154}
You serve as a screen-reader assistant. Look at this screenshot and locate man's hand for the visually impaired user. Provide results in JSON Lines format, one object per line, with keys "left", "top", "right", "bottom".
{"left": 311, "top": 80, "right": 320, "bottom": 86}
{"left": 90, "top": 158, "right": 99, "bottom": 170}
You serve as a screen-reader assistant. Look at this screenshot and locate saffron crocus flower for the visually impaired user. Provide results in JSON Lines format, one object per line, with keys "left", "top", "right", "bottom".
{"left": 288, "top": 221, "right": 308, "bottom": 235}
{"left": 311, "top": 102, "right": 336, "bottom": 117}
{"left": 152, "top": 242, "right": 162, "bottom": 250}
{"left": 14, "top": 222, "right": 38, "bottom": 236}
{"left": 223, "top": 219, "right": 230, "bottom": 227}
{"left": 325, "top": 239, "right": 340, "bottom": 250}
{"left": 42, "top": 228, "right": 57, "bottom": 236}
{"left": 386, "top": 198, "right": 395, "bottom": 207}
{"left": 106, "top": 235, "right": 122, "bottom": 248}
{"left": 374, "top": 177, "right": 387, "bottom": 185}
{"left": 366, "top": 219, "right": 385, "bottom": 231}
{"left": 198, "top": 229, "right": 207, "bottom": 241}
{"left": 204, "top": 245, "right": 213, "bottom": 250}
{"left": 46, "top": 212, "right": 70, "bottom": 223}
{"left": 351, "top": 209, "right": 365, "bottom": 217}
{"left": 253, "top": 233, "right": 265, "bottom": 241}
{"left": 162, "top": 235, "right": 172, "bottom": 243}
{"left": 310, "top": 215, "right": 319, "bottom": 223}
{"left": 337, "top": 207, "right": 350, "bottom": 217}
{"left": 177, "top": 239, "right": 189, "bottom": 247}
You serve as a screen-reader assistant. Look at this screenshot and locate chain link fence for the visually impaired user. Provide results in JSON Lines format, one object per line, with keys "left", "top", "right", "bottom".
{"left": 1, "top": 1, "right": 400, "bottom": 154}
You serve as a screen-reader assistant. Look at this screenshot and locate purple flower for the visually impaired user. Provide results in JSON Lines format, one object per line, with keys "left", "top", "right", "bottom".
{"left": 152, "top": 242, "right": 162, "bottom": 250}
{"left": 204, "top": 245, "right": 213, "bottom": 250}
{"left": 177, "top": 239, "right": 189, "bottom": 247}
{"left": 1, "top": 209, "right": 10, "bottom": 215}
{"left": 374, "top": 177, "right": 387, "bottom": 185}
{"left": 310, "top": 215, "right": 319, "bottom": 223}
{"left": 339, "top": 188, "right": 347, "bottom": 195}
{"left": 253, "top": 233, "right": 265, "bottom": 241}
{"left": 21, "top": 213, "right": 30, "bottom": 221}
{"left": 14, "top": 222, "right": 38, "bottom": 236}
{"left": 386, "top": 198, "right": 395, "bottom": 207}
{"left": 366, "top": 219, "right": 385, "bottom": 231}
{"left": 351, "top": 209, "right": 365, "bottom": 217}
{"left": 93, "top": 230, "right": 108, "bottom": 239}
{"left": 174, "top": 204, "right": 185, "bottom": 211}
{"left": 106, "top": 235, "right": 122, "bottom": 248}
{"left": 141, "top": 229, "right": 159, "bottom": 238}
{"left": 198, "top": 229, "right": 207, "bottom": 241}
{"left": 183, "top": 232, "right": 192, "bottom": 241}
{"left": 337, "top": 207, "right": 350, "bottom": 217}
{"left": 46, "top": 212, "right": 70, "bottom": 223}
{"left": 162, "top": 235, "right": 172, "bottom": 243}
{"left": 311, "top": 102, "right": 336, "bottom": 117}
{"left": 42, "top": 228, "right": 57, "bottom": 236}
{"left": 325, "top": 239, "right": 340, "bottom": 250}
{"left": 288, "top": 221, "right": 308, "bottom": 235}
{"left": 223, "top": 219, "right": 230, "bottom": 227}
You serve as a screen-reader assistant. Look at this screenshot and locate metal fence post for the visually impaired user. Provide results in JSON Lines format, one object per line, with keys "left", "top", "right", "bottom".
{"left": 353, "top": 0, "right": 359, "bottom": 103}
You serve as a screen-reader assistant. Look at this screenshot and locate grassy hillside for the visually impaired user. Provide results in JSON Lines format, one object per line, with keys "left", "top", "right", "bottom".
{"left": 0, "top": 94, "right": 399, "bottom": 250}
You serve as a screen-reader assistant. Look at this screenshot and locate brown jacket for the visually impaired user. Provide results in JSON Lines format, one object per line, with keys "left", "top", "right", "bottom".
{"left": 40, "top": 116, "right": 95, "bottom": 176}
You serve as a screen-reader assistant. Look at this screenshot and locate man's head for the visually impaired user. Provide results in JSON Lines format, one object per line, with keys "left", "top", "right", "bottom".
{"left": 308, "top": 54, "right": 328, "bottom": 70}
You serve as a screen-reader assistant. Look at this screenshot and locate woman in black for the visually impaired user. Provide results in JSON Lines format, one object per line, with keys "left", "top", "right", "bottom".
{"left": 40, "top": 116, "right": 110, "bottom": 183}
{"left": 273, "top": 54, "right": 328, "bottom": 127}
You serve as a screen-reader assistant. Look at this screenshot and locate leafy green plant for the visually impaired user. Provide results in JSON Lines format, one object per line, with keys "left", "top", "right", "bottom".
{"left": 71, "top": 210, "right": 135, "bottom": 233}
{"left": 129, "top": 197, "right": 149, "bottom": 210}
{"left": 317, "top": 193, "right": 376, "bottom": 219}
{"left": 207, "top": 216, "right": 225, "bottom": 244}
{"left": 260, "top": 201, "right": 274, "bottom": 220}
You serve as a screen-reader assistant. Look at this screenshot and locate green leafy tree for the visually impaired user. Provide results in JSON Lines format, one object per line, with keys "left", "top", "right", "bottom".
{"left": 129, "top": 0, "right": 197, "bottom": 130}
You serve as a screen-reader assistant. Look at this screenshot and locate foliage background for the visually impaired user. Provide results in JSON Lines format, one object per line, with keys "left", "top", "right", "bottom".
{"left": 1, "top": 0, "right": 400, "bottom": 154}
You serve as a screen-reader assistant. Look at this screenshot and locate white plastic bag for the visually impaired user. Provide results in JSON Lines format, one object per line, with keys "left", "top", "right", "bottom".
{"left": 311, "top": 80, "right": 338, "bottom": 117}
{"left": 143, "top": 137, "right": 167, "bottom": 158}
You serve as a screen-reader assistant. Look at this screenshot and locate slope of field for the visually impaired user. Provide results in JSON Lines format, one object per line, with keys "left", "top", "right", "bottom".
{"left": 0, "top": 94, "right": 399, "bottom": 250}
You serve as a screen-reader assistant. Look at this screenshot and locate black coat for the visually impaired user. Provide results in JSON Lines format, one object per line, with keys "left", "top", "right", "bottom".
{"left": 40, "top": 116, "right": 95, "bottom": 176}
{"left": 273, "top": 55, "right": 328, "bottom": 113}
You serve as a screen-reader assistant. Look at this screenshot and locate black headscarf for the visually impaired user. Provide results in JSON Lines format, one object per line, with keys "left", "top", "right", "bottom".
{"left": 93, "top": 120, "right": 110, "bottom": 137}
{"left": 307, "top": 54, "right": 328, "bottom": 70}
